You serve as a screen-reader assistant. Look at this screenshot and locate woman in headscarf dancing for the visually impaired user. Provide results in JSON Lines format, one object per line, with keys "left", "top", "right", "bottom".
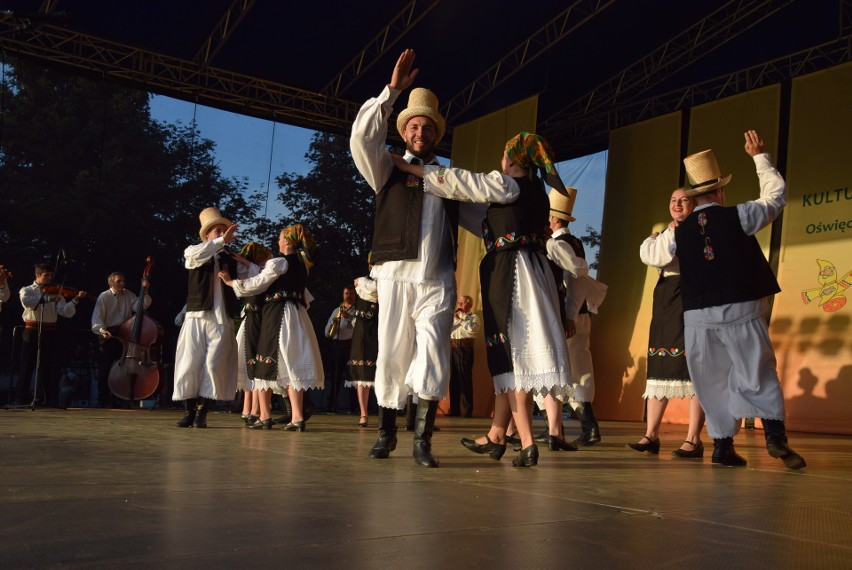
{"left": 220, "top": 224, "right": 324, "bottom": 430}
{"left": 393, "top": 132, "right": 572, "bottom": 466}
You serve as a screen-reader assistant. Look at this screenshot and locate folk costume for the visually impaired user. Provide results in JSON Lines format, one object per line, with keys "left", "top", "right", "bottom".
{"left": 449, "top": 308, "right": 478, "bottom": 417}
{"left": 234, "top": 242, "right": 272, "bottom": 392}
{"left": 415, "top": 133, "right": 571, "bottom": 397}
{"left": 347, "top": 276, "right": 379, "bottom": 387}
{"left": 639, "top": 228, "right": 694, "bottom": 400}
{"left": 672, "top": 147, "right": 804, "bottom": 469}
{"left": 324, "top": 299, "right": 355, "bottom": 412}
{"left": 351, "top": 84, "right": 517, "bottom": 466}
{"left": 447, "top": 132, "right": 573, "bottom": 467}
{"left": 545, "top": 188, "right": 608, "bottom": 445}
{"left": 231, "top": 238, "right": 323, "bottom": 397}
{"left": 17, "top": 281, "right": 80, "bottom": 406}
{"left": 91, "top": 279, "right": 153, "bottom": 408}
{"left": 173, "top": 208, "right": 243, "bottom": 427}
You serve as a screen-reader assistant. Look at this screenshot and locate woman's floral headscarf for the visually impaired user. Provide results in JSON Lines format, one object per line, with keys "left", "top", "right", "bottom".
{"left": 281, "top": 223, "right": 317, "bottom": 271}
{"left": 504, "top": 131, "right": 569, "bottom": 196}
{"left": 239, "top": 241, "right": 273, "bottom": 265}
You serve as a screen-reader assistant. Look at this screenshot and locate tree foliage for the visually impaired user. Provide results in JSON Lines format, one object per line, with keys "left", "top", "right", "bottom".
{"left": 0, "top": 58, "right": 266, "bottom": 344}
{"left": 579, "top": 225, "right": 601, "bottom": 271}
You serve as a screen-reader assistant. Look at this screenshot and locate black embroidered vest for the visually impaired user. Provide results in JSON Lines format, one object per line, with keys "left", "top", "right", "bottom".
{"left": 482, "top": 175, "right": 549, "bottom": 252}
{"left": 675, "top": 206, "right": 780, "bottom": 311}
{"left": 371, "top": 165, "right": 460, "bottom": 265}
{"left": 186, "top": 251, "right": 238, "bottom": 318}
{"left": 264, "top": 253, "right": 307, "bottom": 306}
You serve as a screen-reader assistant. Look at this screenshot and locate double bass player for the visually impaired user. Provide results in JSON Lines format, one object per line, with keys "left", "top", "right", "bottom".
{"left": 91, "top": 271, "right": 152, "bottom": 408}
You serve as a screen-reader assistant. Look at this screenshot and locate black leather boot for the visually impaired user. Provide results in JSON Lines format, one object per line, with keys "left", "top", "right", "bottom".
{"left": 369, "top": 407, "right": 398, "bottom": 459}
{"left": 176, "top": 398, "right": 196, "bottom": 428}
{"left": 405, "top": 395, "right": 416, "bottom": 431}
{"left": 712, "top": 437, "right": 747, "bottom": 466}
{"left": 571, "top": 402, "right": 602, "bottom": 446}
{"left": 194, "top": 398, "right": 212, "bottom": 428}
{"left": 413, "top": 399, "right": 440, "bottom": 467}
{"left": 763, "top": 419, "right": 806, "bottom": 469}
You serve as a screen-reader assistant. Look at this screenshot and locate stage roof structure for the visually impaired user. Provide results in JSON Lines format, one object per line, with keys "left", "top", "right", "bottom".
{"left": 1, "top": 0, "right": 850, "bottom": 158}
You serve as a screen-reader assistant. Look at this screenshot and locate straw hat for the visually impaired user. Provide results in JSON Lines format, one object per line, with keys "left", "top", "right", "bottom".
{"left": 198, "top": 207, "right": 232, "bottom": 240}
{"left": 396, "top": 88, "right": 446, "bottom": 145}
{"left": 549, "top": 186, "right": 578, "bottom": 222}
{"left": 682, "top": 149, "right": 732, "bottom": 197}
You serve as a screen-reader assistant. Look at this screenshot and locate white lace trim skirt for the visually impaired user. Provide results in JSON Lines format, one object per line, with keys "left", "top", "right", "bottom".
{"left": 491, "top": 252, "right": 571, "bottom": 396}
{"left": 642, "top": 378, "right": 696, "bottom": 400}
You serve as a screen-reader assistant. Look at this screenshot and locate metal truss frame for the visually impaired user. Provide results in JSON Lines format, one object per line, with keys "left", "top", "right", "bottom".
{"left": 0, "top": 20, "right": 360, "bottom": 135}
{"left": 549, "top": 33, "right": 852, "bottom": 158}
{"left": 440, "top": 0, "right": 614, "bottom": 125}
{"left": 321, "top": 0, "right": 440, "bottom": 98}
{"left": 2, "top": 0, "right": 849, "bottom": 157}
{"left": 194, "top": 0, "right": 256, "bottom": 69}
{"left": 542, "top": 0, "right": 797, "bottom": 154}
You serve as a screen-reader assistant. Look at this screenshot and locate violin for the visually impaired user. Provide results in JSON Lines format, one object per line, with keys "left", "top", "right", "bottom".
{"left": 107, "top": 257, "right": 163, "bottom": 406}
{"left": 42, "top": 285, "right": 87, "bottom": 299}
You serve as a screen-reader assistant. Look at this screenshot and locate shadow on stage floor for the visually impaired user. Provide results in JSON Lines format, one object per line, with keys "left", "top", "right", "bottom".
{"left": 1, "top": 408, "right": 850, "bottom": 568}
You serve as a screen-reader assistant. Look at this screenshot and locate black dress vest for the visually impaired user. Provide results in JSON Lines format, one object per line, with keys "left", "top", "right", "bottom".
{"left": 371, "top": 165, "right": 460, "bottom": 265}
{"left": 186, "top": 251, "right": 238, "bottom": 319}
{"left": 264, "top": 253, "right": 307, "bottom": 306}
{"left": 675, "top": 205, "right": 780, "bottom": 311}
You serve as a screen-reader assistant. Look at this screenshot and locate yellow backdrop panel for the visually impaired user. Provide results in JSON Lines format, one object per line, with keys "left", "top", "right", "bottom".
{"left": 772, "top": 62, "right": 852, "bottom": 434}
{"left": 593, "top": 112, "right": 683, "bottom": 422}
{"left": 688, "top": 85, "right": 781, "bottom": 253}
{"left": 442, "top": 96, "right": 539, "bottom": 417}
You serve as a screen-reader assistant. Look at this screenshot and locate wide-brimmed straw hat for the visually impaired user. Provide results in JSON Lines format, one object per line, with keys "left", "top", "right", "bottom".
{"left": 198, "top": 207, "right": 232, "bottom": 240}
{"left": 549, "top": 186, "right": 577, "bottom": 222}
{"left": 396, "top": 88, "right": 446, "bottom": 145}
{"left": 682, "top": 149, "right": 732, "bottom": 197}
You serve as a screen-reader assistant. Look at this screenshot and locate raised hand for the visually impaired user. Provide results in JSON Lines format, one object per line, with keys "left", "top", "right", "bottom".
{"left": 743, "top": 129, "right": 765, "bottom": 157}
{"left": 389, "top": 49, "right": 419, "bottom": 92}
{"left": 223, "top": 223, "right": 238, "bottom": 244}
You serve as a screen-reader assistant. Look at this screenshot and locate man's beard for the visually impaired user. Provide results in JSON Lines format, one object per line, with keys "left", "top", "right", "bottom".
{"left": 406, "top": 140, "right": 435, "bottom": 160}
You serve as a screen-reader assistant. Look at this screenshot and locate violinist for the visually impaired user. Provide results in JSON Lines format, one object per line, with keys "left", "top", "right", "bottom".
{"left": 91, "top": 271, "right": 152, "bottom": 408}
{"left": 16, "top": 263, "right": 86, "bottom": 407}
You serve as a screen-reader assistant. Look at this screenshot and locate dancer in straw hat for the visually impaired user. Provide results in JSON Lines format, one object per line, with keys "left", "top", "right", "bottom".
{"left": 173, "top": 207, "right": 249, "bottom": 428}
{"left": 533, "top": 187, "right": 608, "bottom": 450}
{"left": 351, "top": 49, "right": 519, "bottom": 467}
{"left": 671, "top": 130, "right": 805, "bottom": 469}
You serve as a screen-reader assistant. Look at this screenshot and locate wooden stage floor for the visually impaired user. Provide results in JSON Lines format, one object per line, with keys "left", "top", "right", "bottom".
{"left": 1, "top": 408, "right": 850, "bottom": 569}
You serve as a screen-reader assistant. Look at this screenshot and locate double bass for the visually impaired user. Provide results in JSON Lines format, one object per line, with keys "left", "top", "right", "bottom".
{"left": 108, "top": 257, "right": 163, "bottom": 407}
